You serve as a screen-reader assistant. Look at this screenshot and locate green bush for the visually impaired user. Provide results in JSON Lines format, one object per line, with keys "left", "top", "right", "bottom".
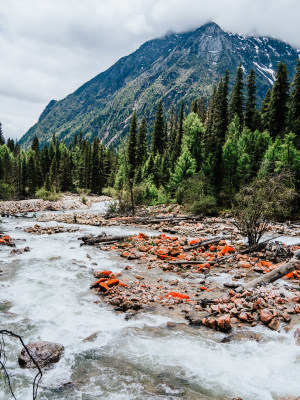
{"left": 0, "top": 182, "right": 15, "bottom": 200}
{"left": 81, "top": 194, "right": 87, "bottom": 204}
{"left": 35, "top": 188, "right": 61, "bottom": 201}
{"left": 191, "top": 195, "right": 218, "bottom": 215}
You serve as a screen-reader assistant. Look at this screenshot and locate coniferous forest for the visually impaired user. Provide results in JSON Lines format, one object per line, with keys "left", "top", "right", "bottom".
{"left": 1, "top": 61, "right": 299, "bottom": 215}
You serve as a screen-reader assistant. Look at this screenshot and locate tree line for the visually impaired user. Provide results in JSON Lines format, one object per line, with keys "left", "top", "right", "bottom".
{"left": 0, "top": 131, "right": 117, "bottom": 200}
{"left": 0, "top": 60, "right": 299, "bottom": 213}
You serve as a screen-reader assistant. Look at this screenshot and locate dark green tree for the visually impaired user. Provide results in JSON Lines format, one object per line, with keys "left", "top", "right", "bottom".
{"left": 288, "top": 59, "right": 300, "bottom": 147}
{"left": 127, "top": 112, "right": 137, "bottom": 180}
{"left": 152, "top": 101, "right": 166, "bottom": 155}
{"left": 0, "top": 123, "right": 5, "bottom": 145}
{"left": 268, "top": 61, "right": 289, "bottom": 138}
{"left": 136, "top": 117, "right": 148, "bottom": 168}
{"left": 229, "top": 65, "right": 244, "bottom": 124}
{"left": 245, "top": 68, "right": 257, "bottom": 131}
{"left": 260, "top": 89, "right": 271, "bottom": 131}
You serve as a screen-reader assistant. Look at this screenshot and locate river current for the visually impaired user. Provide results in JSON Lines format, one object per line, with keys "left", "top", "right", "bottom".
{"left": 0, "top": 203, "right": 300, "bottom": 400}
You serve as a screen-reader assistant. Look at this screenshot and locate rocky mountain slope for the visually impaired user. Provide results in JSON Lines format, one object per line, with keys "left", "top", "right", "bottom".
{"left": 19, "top": 22, "right": 299, "bottom": 148}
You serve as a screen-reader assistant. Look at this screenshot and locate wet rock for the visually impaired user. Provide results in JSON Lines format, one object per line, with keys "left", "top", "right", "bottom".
{"left": 268, "top": 318, "right": 281, "bottom": 331}
{"left": 185, "top": 312, "right": 202, "bottom": 326}
{"left": 127, "top": 251, "right": 143, "bottom": 260}
{"left": 221, "top": 331, "right": 262, "bottom": 343}
{"left": 294, "top": 328, "right": 300, "bottom": 346}
{"left": 260, "top": 309, "right": 273, "bottom": 324}
{"left": 217, "top": 315, "right": 231, "bottom": 332}
{"left": 83, "top": 332, "right": 100, "bottom": 342}
{"left": 281, "top": 311, "right": 291, "bottom": 322}
{"left": 18, "top": 341, "right": 64, "bottom": 368}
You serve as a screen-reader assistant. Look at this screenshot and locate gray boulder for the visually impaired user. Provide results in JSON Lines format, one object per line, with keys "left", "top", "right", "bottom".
{"left": 18, "top": 341, "right": 64, "bottom": 369}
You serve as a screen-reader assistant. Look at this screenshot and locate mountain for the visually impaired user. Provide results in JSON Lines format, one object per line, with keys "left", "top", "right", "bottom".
{"left": 19, "top": 22, "right": 299, "bottom": 148}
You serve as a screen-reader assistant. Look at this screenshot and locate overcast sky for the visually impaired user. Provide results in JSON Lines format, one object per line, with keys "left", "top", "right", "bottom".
{"left": 1, "top": 0, "right": 300, "bottom": 140}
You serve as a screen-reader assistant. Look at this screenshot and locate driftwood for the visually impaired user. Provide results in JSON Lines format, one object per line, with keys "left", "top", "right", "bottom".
{"left": 169, "top": 253, "right": 235, "bottom": 266}
{"left": 244, "top": 250, "right": 300, "bottom": 289}
{"left": 81, "top": 234, "right": 130, "bottom": 246}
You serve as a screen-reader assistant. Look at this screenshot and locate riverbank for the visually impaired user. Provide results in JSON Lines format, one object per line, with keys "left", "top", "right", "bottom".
{"left": 0, "top": 194, "right": 111, "bottom": 214}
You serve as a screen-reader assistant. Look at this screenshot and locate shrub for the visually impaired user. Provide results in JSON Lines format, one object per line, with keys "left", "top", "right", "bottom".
{"left": 191, "top": 195, "right": 218, "bottom": 215}
{"left": 81, "top": 194, "right": 87, "bottom": 204}
{"left": 0, "top": 182, "right": 15, "bottom": 200}
{"left": 232, "top": 173, "right": 296, "bottom": 246}
{"left": 35, "top": 188, "right": 61, "bottom": 201}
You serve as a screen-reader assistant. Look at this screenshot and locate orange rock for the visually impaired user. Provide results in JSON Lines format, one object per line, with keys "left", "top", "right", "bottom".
{"left": 221, "top": 245, "right": 235, "bottom": 255}
{"left": 121, "top": 251, "right": 130, "bottom": 258}
{"left": 90, "top": 278, "right": 108, "bottom": 289}
{"left": 138, "top": 232, "right": 149, "bottom": 240}
{"left": 189, "top": 239, "right": 201, "bottom": 245}
{"left": 118, "top": 282, "right": 128, "bottom": 287}
{"left": 106, "top": 279, "right": 119, "bottom": 287}
{"left": 165, "top": 292, "right": 189, "bottom": 300}
{"left": 99, "top": 282, "right": 110, "bottom": 292}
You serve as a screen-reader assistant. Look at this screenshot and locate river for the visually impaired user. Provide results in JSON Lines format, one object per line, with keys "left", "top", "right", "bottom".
{"left": 1, "top": 203, "right": 300, "bottom": 400}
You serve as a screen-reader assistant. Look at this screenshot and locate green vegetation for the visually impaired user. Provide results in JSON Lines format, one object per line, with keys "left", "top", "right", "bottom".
{"left": 0, "top": 62, "right": 299, "bottom": 222}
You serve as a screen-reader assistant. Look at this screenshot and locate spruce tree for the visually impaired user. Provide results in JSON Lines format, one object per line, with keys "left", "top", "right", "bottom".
{"left": 245, "top": 68, "right": 257, "bottom": 131}
{"left": 152, "top": 101, "right": 166, "bottom": 155}
{"left": 288, "top": 59, "right": 300, "bottom": 146}
{"left": 173, "top": 100, "right": 184, "bottom": 160}
{"left": 0, "top": 123, "right": 4, "bottom": 145}
{"left": 268, "top": 61, "right": 289, "bottom": 138}
{"left": 127, "top": 111, "right": 137, "bottom": 180}
{"left": 260, "top": 89, "right": 271, "bottom": 131}
{"left": 229, "top": 65, "right": 244, "bottom": 124}
{"left": 90, "top": 138, "right": 101, "bottom": 194}
{"left": 136, "top": 117, "right": 148, "bottom": 168}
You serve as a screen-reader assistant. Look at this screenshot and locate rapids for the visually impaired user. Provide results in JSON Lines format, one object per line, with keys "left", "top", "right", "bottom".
{"left": 0, "top": 204, "right": 300, "bottom": 400}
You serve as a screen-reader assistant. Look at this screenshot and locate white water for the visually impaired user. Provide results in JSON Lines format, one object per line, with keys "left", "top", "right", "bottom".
{"left": 1, "top": 209, "right": 300, "bottom": 400}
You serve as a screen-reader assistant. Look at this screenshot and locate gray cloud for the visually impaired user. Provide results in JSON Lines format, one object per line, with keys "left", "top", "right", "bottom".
{"left": 0, "top": 0, "right": 299, "bottom": 140}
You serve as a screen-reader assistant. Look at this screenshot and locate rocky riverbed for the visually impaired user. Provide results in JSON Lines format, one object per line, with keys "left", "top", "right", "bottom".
{"left": 1, "top": 199, "right": 300, "bottom": 400}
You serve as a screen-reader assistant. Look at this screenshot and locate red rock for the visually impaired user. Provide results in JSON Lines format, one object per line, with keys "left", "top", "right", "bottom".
{"left": 121, "top": 251, "right": 130, "bottom": 258}
{"left": 238, "top": 261, "right": 251, "bottom": 268}
{"left": 281, "top": 312, "right": 291, "bottom": 322}
{"left": 217, "top": 315, "right": 231, "bottom": 332}
{"left": 260, "top": 309, "right": 273, "bottom": 324}
{"left": 238, "top": 312, "right": 248, "bottom": 322}
{"left": 169, "top": 247, "right": 181, "bottom": 257}
{"left": 127, "top": 251, "right": 142, "bottom": 260}
{"left": 138, "top": 233, "right": 149, "bottom": 240}
{"left": 286, "top": 307, "right": 296, "bottom": 314}
{"left": 295, "top": 304, "right": 300, "bottom": 313}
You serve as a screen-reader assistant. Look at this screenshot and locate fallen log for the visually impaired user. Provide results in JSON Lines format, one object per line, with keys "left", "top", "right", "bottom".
{"left": 243, "top": 250, "right": 300, "bottom": 289}
{"left": 80, "top": 234, "right": 130, "bottom": 246}
{"left": 238, "top": 235, "right": 282, "bottom": 254}
{"left": 169, "top": 253, "right": 234, "bottom": 266}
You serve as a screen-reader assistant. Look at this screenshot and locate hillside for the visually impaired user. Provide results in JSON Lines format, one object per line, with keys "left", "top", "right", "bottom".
{"left": 19, "top": 22, "right": 299, "bottom": 148}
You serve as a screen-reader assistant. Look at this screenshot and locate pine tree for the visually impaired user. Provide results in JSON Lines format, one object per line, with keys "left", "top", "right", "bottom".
{"left": 152, "top": 101, "right": 166, "bottom": 155}
{"left": 127, "top": 111, "right": 137, "bottom": 180}
{"left": 173, "top": 100, "right": 184, "bottom": 160}
{"left": 288, "top": 59, "right": 300, "bottom": 146}
{"left": 260, "top": 89, "right": 271, "bottom": 131}
{"left": 90, "top": 138, "right": 101, "bottom": 194}
{"left": 136, "top": 117, "right": 148, "bottom": 168}
{"left": 229, "top": 65, "right": 244, "bottom": 124}
{"left": 245, "top": 68, "right": 257, "bottom": 131}
{"left": 268, "top": 61, "right": 289, "bottom": 138}
{"left": 0, "top": 123, "right": 5, "bottom": 145}
{"left": 31, "top": 136, "right": 40, "bottom": 153}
